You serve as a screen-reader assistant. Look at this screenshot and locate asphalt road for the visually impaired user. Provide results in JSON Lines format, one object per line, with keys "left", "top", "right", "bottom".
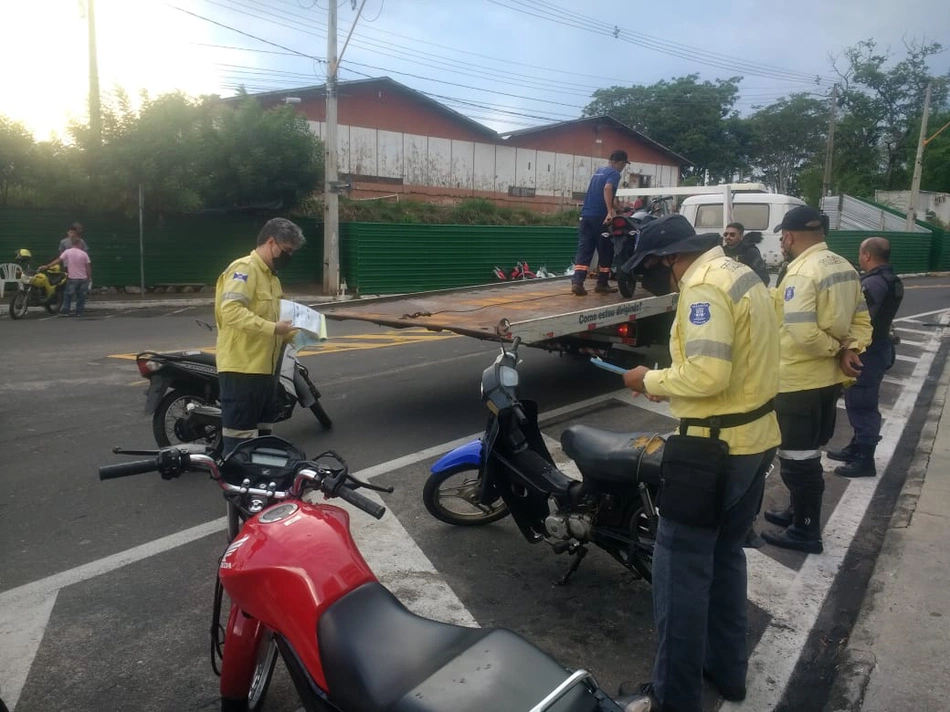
{"left": 1, "top": 276, "right": 948, "bottom": 712}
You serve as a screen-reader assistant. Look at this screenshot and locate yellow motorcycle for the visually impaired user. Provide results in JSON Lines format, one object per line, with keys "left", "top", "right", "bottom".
{"left": 8, "top": 249, "right": 67, "bottom": 319}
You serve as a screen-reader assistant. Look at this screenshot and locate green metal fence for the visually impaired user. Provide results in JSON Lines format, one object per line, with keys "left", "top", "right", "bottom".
{"left": 340, "top": 222, "right": 576, "bottom": 294}
{"left": 2, "top": 208, "right": 947, "bottom": 295}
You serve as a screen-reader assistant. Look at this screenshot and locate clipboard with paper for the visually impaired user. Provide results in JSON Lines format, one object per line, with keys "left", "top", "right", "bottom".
{"left": 279, "top": 299, "right": 328, "bottom": 349}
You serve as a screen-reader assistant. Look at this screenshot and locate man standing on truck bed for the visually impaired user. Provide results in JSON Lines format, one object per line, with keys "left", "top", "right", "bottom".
{"left": 214, "top": 217, "right": 303, "bottom": 454}
{"left": 571, "top": 149, "right": 628, "bottom": 296}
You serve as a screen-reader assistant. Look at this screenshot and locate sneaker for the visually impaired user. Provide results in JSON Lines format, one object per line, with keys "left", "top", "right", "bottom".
{"left": 571, "top": 283, "right": 588, "bottom": 296}
{"left": 616, "top": 682, "right": 655, "bottom": 712}
{"left": 58, "top": 312, "right": 73, "bottom": 317}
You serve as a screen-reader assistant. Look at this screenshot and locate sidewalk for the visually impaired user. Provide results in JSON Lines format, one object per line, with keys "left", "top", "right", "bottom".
{"left": 826, "top": 376, "right": 950, "bottom": 710}
{"left": 79, "top": 290, "right": 345, "bottom": 311}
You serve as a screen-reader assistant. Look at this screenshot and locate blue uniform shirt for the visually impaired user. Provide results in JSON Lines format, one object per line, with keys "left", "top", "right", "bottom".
{"left": 580, "top": 165, "right": 622, "bottom": 219}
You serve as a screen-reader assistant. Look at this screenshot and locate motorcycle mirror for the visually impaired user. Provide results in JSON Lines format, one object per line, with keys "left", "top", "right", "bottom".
{"left": 195, "top": 319, "right": 214, "bottom": 332}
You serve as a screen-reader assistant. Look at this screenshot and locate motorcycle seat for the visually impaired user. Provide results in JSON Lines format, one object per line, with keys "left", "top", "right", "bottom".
{"left": 177, "top": 351, "right": 216, "bottom": 367}
{"left": 319, "top": 582, "right": 598, "bottom": 712}
{"left": 560, "top": 425, "right": 663, "bottom": 487}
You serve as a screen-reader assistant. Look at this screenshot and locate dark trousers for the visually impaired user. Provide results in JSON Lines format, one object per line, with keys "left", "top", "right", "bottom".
{"left": 845, "top": 340, "right": 893, "bottom": 447}
{"left": 651, "top": 448, "right": 776, "bottom": 712}
{"left": 572, "top": 216, "right": 614, "bottom": 285}
{"left": 219, "top": 372, "right": 279, "bottom": 455}
{"left": 776, "top": 384, "right": 841, "bottom": 499}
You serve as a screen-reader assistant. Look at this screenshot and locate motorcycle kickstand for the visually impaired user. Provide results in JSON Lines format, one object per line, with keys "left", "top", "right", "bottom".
{"left": 555, "top": 546, "right": 588, "bottom": 587}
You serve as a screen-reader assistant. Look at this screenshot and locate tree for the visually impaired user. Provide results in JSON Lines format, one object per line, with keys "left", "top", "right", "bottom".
{"left": 583, "top": 75, "right": 744, "bottom": 182}
{"left": 832, "top": 39, "right": 950, "bottom": 190}
{"left": 201, "top": 96, "right": 324, "bottom": 210}
{"left": 746, "top": 94, "right": 827, "bottom": 194}
{"left": 0, "top": 116, "right": 34, "bottom": 206}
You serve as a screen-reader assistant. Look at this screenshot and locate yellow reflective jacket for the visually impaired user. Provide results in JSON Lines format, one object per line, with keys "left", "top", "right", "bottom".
{"left": 775, "top": 242, "right": 872, "bottom": 393}
{"left": 643, "top": 247, "right": 781, "bottom": 455}
{"left": 214, "top": 250, "right": 283, "bottom": 375}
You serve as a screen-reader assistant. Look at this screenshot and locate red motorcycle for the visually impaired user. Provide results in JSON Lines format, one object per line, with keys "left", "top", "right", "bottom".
{"left": 99, "top": 437, "right": 624, "bottom": 712}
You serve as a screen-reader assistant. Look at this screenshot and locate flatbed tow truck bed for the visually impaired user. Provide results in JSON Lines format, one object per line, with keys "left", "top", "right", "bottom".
{"left": 323, "top": 277, "right": 677, "bottom": 350}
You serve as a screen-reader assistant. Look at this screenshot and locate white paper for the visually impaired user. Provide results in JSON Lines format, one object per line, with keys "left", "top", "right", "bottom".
{"left": 279, "top": 299, "right": 328, "bottom": 349}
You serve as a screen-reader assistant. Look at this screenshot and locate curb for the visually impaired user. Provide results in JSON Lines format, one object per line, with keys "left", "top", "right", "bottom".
{"left": 77, "top": 294, "right": 347, "bottom": 311}
{"left": 822, "top": 322, "right": 950, "bottom": 712}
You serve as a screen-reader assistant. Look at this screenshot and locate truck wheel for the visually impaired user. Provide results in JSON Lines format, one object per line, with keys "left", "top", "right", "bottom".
{"left": 617, "top": 272, "right": 636, "bottom": 299}
{"left": 423, "top": 465, "right": 509, "bottom": 526}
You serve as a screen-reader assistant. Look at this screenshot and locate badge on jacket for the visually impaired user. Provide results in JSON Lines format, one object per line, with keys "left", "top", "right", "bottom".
{"left": 689, "top": 302, "right": 711, "bottom": 325}
{"left": 232, "top": 272, "right": 249, "bottom": 282}
{"left": 784, "top": 286, "right": 795, "bottom": 301}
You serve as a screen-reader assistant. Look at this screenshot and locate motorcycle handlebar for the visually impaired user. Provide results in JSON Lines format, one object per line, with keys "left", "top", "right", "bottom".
{"left": 98, "top": 458, "right": 159, "bottom": 480}
{"left": 333, "top": 481, "right": 386, "bottom": 519}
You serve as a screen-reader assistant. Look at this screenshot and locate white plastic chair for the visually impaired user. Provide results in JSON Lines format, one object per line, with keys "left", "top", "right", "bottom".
{"left": 0, "top": 263, "right": 25, "bottom": 299}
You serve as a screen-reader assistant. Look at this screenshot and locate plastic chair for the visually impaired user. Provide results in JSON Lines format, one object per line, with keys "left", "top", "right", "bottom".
{"left": 0, "top": 263, "right": 26, "bottom": 299}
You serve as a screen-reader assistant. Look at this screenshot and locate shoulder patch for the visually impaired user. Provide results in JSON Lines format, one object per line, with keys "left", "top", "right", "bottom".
{"left": 784, "top": 286, "right": 795, "bottom": 301}
{"left": 232, "top": 271, "right": 249, "bottom": 283}
{"left": 689, "top": 302, "right": 711, "bottom": 325}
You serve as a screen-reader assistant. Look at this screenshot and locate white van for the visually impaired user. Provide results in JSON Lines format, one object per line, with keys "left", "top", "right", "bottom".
{"left": 679, "top": 192, "right": 805, "bottom": 269}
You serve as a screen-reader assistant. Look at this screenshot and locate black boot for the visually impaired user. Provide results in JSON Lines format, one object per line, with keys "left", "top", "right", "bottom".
{"left": 827, "top": 440, "right": 858, "bottom": 462}
{"left": 763, "top": 505, "right": 793, "bottom": 528}
{"left": 762, "top": 492, "right": 823, "bottom": 554}
{"left": 835, "top": 445, "right": 876, "bottom": 478}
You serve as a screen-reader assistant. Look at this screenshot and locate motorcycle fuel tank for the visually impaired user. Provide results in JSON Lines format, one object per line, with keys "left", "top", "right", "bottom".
{"left": 218, "top": 500, "right": 377, "bottom": 689}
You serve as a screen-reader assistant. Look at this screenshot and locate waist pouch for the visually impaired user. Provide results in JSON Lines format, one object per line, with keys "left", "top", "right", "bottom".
{"left": 659, "top": 400, "right": 774, "bottom": 529}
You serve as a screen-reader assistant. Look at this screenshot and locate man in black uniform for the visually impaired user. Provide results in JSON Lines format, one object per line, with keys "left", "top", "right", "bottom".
{"left": 722, "top": 222, "right": 770, "bottom": 286}
{"left": 828, "top": 237, "right": 904, "bottom": 477}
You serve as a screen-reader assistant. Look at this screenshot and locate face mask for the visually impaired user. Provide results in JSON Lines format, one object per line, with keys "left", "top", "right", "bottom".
{"left": 272, "top": 245, "right": 293, "bottom": 272}
{"left": 640, "top": 262, "right": 674, "bottom": 296}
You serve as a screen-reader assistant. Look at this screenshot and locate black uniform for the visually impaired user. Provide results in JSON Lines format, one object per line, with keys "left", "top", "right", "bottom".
{"left": 723, "top": 231, "right": 770, "bottom": 286}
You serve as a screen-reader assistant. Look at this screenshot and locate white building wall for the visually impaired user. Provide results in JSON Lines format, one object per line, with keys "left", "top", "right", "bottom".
{"left": 324, "top": 123, "right": 679, "bottom": 197}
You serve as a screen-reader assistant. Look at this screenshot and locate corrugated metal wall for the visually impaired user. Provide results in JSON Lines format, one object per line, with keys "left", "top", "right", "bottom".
{"left": 826, "top": 231, "right": 933, "bottom": 274}
{"left": 340, "top": 223, "right": 576, "bottom": 294}
{"left": 0, "top": 209, "right": 324, "bottom": 288}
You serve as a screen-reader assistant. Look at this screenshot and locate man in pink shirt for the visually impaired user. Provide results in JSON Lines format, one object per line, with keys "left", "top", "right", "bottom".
{"left": 44, "top": 235, "right": 92, "bottom": 316}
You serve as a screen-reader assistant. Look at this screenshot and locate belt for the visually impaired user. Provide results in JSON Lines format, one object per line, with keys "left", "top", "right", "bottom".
{"left": 678, "top": 399, "right": 775, "bottom": 438}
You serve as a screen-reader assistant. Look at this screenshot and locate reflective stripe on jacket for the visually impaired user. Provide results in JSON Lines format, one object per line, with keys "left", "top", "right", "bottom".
{"left": 775, "top": 242, "right": 872, "bottom": 392}
{"left": 214, "top": 250, "right": 283, "bottom": 375}
{"left": 643, "top": 246, "right": 781, "bottom": 455}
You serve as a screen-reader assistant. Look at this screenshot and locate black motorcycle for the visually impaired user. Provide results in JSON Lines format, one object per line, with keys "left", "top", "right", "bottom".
{"left": 604, "top": 208, "right": 658, "bottom": 298}
{"left": 136, "top": 341, "right": 332, "bottom": 450}
{"left": 424, "top": 337, "right": 662, "bottom": 584}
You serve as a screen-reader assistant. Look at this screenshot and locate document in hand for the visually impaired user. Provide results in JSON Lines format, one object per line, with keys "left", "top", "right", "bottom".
{"left": 279, "top": 299, "right": 328, "bottom": 349}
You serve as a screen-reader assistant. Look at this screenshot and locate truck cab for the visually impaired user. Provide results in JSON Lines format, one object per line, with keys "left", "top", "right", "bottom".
{"left": 678, "top": 192, "right": 805, "bottom": 269}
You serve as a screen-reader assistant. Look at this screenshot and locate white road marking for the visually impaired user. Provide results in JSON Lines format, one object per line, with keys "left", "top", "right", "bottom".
{"left": 729, "top": 313, "right": 947, "bottom": 711}
{"left": 895, "top": 354, "right": 920, "bottom": 363}
{"left": 895, "top": 326, "right": 932, "bottom": 336}
{"left": 894, "top": 307, "right": 950, "bottom": 322}
{"left": 882, "top": 375, "right": 905, "bottom": 386}
{"left": 896, "top": 339, "right": 925, "bottom": 348}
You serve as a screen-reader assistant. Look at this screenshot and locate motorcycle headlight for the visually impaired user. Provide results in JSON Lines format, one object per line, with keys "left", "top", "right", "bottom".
{"left": 500, "top": 366, "right": 519, "bottom": 388}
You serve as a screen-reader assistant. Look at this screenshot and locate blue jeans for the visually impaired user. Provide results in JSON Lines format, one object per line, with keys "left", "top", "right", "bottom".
{"left": 651, "top": 447, "right": 776, "bottom": 712}
{"left": 63, "top": 279, "right": 90, "bottom": 315}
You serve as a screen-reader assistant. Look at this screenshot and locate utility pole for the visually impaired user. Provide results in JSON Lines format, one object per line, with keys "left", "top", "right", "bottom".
{"left": 86, "top": 0, "right": 101, "bottom": 146}
{"left": 906, "top": 82, "right": 932, "bottom": 231}
{"left": 323, "top": 0, "right": 340, "bottom": 296}
{"left": 821, "top": 83, "right": 838, "bottom": 198}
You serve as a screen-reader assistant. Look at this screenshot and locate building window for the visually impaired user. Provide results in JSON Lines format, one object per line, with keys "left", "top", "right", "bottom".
{"left": 509, "top": 186, "right": 536, "bottom": 198}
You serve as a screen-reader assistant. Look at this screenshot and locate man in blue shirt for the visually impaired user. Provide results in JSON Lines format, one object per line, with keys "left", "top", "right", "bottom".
{"left": 571, "top": 149, "right": 628, "bottom": 295}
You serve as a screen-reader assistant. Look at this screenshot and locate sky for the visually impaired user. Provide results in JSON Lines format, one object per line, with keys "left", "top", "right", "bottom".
{"left": 3, "top": 0, "right": 949, "bottom": 141}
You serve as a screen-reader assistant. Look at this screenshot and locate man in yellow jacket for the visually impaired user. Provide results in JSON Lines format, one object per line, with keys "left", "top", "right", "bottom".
{"left": 618, "top": 214, "right": 780, "bottom": 712}
{"left": 214, "top": 217, "right": 305, "bottom": 454}
{"left": 761, "top": 206, "right": 872, "bottom": 553}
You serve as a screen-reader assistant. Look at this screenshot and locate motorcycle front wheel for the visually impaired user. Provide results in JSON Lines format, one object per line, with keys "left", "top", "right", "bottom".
{"left": 423, "top": 465, "right": 509, "bottom": 526}
{"left": 153, "top": 389, "right": 219, "bottom": 448}
{"left": 247, "top": 633, "right": 279, "bottom": 712}
{"left": 9, "top": 290, "right": 29, "bottom": 320}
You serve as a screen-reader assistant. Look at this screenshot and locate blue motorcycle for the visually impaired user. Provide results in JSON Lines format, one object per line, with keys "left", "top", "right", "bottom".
{"left": 423, "top": 337, "right": 663, "bottom": 584}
